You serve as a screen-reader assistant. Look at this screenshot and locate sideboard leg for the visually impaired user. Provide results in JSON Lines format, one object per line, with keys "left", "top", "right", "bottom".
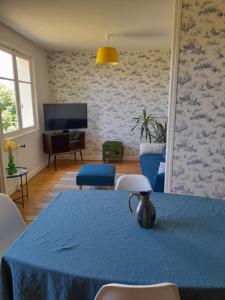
{"left": 80, "top": 150, "right": 83, "bottom": 162}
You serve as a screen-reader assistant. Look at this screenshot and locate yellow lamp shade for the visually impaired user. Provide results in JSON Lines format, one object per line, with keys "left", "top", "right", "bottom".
{"left": 3, "top": 139, "right": 18, "bottom": 152}
{"left": 96, "top": 47, "right": 119, "bottom": 65}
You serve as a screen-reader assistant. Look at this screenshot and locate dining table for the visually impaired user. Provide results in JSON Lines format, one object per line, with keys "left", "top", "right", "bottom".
{"left": 1, "top": 190, "right": 225, "bottom": 300}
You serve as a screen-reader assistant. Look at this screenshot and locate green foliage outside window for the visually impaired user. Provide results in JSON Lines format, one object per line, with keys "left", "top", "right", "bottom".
{"left": 0, "top": 83, "right": 17, "bottom": 133}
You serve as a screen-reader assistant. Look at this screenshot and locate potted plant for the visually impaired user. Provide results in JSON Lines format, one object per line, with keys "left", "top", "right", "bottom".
{"left": 131, "top": 108, "right": 167, "bottom": 143}
{"left": 154, "top": 121, "right": 167, "bottom": 144}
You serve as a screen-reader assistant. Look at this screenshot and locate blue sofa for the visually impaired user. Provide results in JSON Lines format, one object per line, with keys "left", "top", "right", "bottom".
{"left": 140, "top": 153, "right": 165, "bottom": 192}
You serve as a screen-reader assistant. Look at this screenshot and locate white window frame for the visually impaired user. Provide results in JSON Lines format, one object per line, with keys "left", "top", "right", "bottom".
{"left": 0, "top": 44, "right": 38, "bottom": 138}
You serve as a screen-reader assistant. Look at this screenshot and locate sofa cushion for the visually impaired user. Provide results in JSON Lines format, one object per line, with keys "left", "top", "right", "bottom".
{"left": 140, "top": 154, "right": 162, "bottom": 188}
{"left": 153, "top": 172, "right": 165, "bottom": 192}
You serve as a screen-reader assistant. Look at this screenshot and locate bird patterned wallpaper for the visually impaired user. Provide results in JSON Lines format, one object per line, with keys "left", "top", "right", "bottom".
{"left": 47, "top": 49, "right": 171, "bottom": 159}
{"left": 172, "top": 0, "right": 225, "bottom": 199}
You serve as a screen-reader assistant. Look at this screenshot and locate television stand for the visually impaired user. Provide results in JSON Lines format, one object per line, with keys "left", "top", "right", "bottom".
{"left": 43, "top": 131, "right": 85, "bottom": 170}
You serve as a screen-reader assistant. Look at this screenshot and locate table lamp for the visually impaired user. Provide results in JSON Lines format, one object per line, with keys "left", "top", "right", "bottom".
{"left": 3, "top": 139, "right": 17, "bottom": 175}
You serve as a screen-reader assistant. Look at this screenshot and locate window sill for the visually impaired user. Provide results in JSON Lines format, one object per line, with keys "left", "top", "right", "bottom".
{"left": 3, "top": 128, "right": 40, "bottom": 140}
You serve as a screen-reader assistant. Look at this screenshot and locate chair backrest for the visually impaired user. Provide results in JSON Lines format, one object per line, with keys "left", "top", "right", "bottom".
{"left": 0, "top": 193, "right": 26, "bottom": 254}
{"left": 94, "top": 283, "right": 180, "bottom": 300}
{"left": 115, "top": 174, "right": 152, "bottom": 192}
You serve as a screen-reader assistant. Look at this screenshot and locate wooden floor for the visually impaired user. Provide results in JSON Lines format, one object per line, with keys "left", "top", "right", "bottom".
{"left": 12, "top": 160, "right": 141, "bottom": 224}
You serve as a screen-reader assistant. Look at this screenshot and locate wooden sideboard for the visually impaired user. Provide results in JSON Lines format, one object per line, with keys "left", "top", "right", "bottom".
{"left": 43, "top": 131, "right": 85, "bottom": 170}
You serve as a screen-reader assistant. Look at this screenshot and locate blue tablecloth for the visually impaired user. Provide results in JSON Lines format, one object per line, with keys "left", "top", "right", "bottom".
{"left": 1, "top": 191, "right": 225, "bottom": 300}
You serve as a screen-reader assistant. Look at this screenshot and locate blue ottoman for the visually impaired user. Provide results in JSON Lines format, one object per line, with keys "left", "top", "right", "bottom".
{"left": 76, "top": 164, "right": 116, "bottom": 189}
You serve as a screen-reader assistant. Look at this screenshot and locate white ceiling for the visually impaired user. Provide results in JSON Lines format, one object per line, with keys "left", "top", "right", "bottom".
{"left": 0, "top": 0, "right": 174, "bottom": 50}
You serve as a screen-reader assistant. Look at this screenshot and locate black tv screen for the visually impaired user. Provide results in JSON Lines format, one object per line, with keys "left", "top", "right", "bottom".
{"left": 43, "top": 103, "right": 87, "bottom": 131}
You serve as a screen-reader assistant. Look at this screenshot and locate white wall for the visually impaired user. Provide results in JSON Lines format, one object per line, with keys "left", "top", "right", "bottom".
{"left": 0, "top": 23, "right": 49, "bottom": 194}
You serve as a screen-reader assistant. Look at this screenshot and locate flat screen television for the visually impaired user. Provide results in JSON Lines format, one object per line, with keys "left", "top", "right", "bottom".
{"left": 43, "top": 103, "right": 87, "bottom": 131}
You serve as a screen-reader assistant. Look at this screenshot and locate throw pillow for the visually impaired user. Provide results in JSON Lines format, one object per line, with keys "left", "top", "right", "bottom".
{"left": 140, "top": 143, "right": 166, "bottom": 155}
{"left": 158, "top": 162, "right": 165, "bottom": 174}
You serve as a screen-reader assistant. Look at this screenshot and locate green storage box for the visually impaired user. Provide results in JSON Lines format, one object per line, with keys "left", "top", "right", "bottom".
{"left": 103, "top": 141, "right": 124, "bottom": 162}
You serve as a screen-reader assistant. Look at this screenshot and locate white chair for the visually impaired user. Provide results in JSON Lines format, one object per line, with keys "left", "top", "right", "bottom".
{"left": 0, "top": 193, "right": 26, "bottom": 255}
{"left": 94, "top": 283, "right": 180, "bottom": 300}
{"left": 115, "top": 174, "right": 152, "bottom": 192}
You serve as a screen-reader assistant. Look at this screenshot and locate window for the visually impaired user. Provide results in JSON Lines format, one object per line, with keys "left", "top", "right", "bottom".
{"left": 0, "top": 47, "right": 37, "bottom": 135}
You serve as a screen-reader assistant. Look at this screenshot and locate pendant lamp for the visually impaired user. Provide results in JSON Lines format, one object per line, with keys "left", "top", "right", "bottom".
{"left": 96, "top": 34, "right": 119, "bottom": 65}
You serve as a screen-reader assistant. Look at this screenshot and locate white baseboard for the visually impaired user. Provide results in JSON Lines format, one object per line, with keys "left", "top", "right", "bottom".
{"left": 7, "top": 160, "right": 48, "bottom": 196}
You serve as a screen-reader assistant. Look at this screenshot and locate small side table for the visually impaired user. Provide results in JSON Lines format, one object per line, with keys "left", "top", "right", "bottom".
{"left": 6, "top": 167, "right": 28, "bottom": 208}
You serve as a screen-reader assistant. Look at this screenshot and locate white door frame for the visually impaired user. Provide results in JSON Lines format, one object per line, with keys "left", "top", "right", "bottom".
{"left": 165, "top": 0, "right": 182, "bottom": 192}
{"left": 0, "top": 113, "right": 7, "bottom": 193}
